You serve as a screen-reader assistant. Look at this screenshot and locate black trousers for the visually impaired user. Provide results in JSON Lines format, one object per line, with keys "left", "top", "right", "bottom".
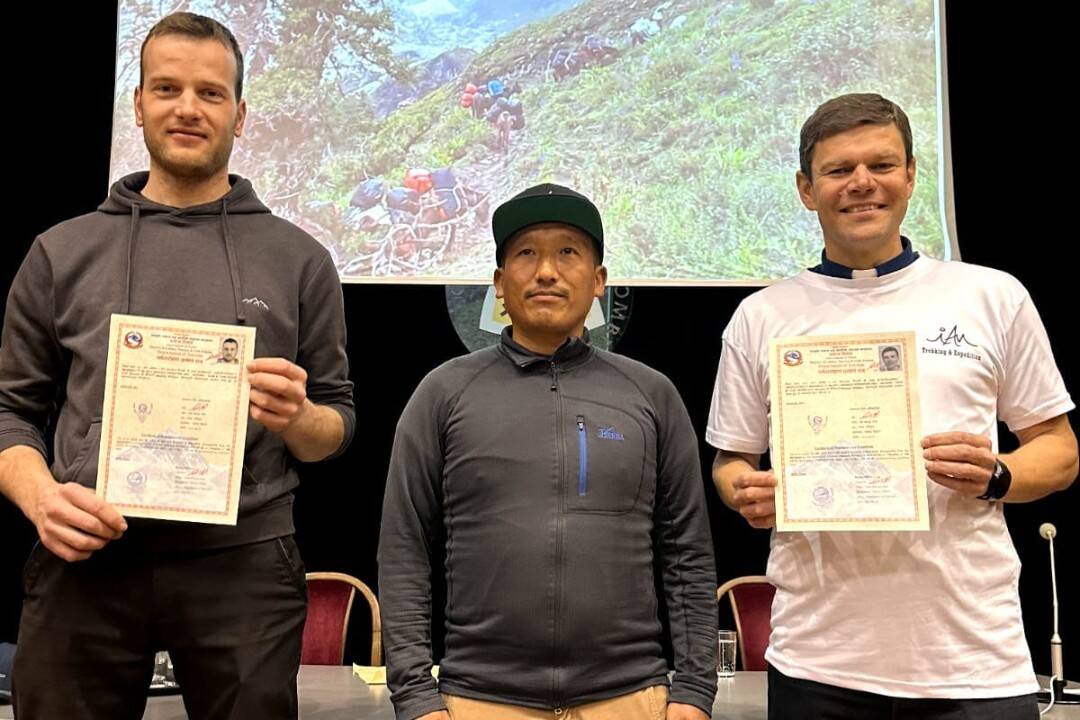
{"left": 13, "top": 535, "right": 307, "bottom": 720}
{"left": 768, "top": 665, "right": 1038, "bottom": 720}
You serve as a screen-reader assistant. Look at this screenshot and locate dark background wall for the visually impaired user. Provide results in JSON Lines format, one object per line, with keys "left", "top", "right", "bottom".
{"left": 2, "top": 2, "right": 1075, "bottom": 676}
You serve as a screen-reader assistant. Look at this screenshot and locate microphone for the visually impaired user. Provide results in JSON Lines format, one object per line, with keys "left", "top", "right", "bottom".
{"left": 1037, "top": 523, "right": 1078, "bottom": 705}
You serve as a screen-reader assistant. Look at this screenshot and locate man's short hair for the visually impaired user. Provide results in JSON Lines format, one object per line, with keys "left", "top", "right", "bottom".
{"left": 799, "top": 93, "right": 912, "bottom": 178}
{"left": 140, "top": 12, "right": 245, "bottom": 100}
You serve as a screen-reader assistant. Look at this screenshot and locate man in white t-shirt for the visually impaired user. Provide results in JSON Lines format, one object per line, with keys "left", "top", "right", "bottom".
{"left": 707, "top": 93, "right": 1078, "bottom": 719}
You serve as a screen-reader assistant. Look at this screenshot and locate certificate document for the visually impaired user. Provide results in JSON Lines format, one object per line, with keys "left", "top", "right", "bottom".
{"left": 768, "top": 331, "right": 928, "bottom": 532}
{"left": 96, "top": 314, "right": 255, "bottom": 525}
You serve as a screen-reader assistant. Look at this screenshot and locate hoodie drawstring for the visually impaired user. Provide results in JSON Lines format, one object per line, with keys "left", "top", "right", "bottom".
{"left": 122, "top": 199, "right": 246, "bottom": 324}
{"left": 124, "top": 203, "right": 141, "bottom": 314}
{"left": 221, "top": 200, "right": 247, "bottom": 324}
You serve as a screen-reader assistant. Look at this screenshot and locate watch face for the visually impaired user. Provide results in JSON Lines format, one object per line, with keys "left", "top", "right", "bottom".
{"left": 980, "top": 460, "right": 1011, "bottom": 500}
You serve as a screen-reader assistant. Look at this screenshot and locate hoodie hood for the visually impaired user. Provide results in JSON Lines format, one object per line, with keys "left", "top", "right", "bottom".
{"left": 98, "top": 172, "right": 271, "bottom": 323}
{"left": 99, "top": 171, "right": 271, "bottom": 217}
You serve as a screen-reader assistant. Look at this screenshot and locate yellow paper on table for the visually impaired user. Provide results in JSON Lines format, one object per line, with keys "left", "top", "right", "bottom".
{"left": 352, "top": 665, "right": 387, "bottom": 684}
{"left": 352, "top": 665, "right": 440, "bottom": 685}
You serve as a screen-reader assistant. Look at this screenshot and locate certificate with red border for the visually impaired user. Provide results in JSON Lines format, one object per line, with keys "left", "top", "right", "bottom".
{"left": 96, "top": 314, "right": 255, "bottom": 525}
{"left": 769, "top": 331, "right": 929, "bottom": 532}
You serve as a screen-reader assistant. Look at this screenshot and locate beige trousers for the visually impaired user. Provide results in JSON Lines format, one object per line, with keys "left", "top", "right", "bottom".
{"left": 442, "top": 685, "right": 669, "bottom": 720}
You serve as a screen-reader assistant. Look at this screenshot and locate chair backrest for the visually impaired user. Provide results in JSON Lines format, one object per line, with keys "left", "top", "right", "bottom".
{"left": 302, "top": 572, "right": 383, "bottom": 666}
{"left": 717, "top": 575, "right": 775, "bottom": 671}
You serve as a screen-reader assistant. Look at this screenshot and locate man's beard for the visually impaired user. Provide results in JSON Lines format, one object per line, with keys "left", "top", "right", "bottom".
{"left": 145, "top": 132, "right": 233, "bottom": 182}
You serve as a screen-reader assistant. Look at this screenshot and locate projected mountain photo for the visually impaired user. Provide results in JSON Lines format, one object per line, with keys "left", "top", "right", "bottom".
{"left": 111, "top": 0, "right": 947, "bottom": 284}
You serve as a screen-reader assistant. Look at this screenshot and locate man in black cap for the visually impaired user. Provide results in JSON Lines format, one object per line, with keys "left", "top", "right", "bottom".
{"left": 379, "top": 184, "right": 718, "bottom": 720}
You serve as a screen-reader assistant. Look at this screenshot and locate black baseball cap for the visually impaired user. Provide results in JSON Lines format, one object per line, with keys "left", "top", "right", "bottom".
{"left": 492, "top": 183, "right": 604, "bottom": 265}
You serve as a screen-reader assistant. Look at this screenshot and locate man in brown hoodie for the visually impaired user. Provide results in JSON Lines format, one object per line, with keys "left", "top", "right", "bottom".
{"left": 0, "top": 13, "right": 353, "bottom": 719}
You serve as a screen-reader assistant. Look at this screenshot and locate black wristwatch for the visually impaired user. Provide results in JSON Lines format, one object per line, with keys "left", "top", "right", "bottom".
{"left": 977, "top": 459, "right": 1012, "bottom": 501}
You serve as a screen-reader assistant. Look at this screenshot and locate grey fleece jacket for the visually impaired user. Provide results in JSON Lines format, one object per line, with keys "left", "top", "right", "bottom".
{"left": 0, "top": 172, "right": 354, "bottom": 549}
{"left": 378, "top": 328, "right": 717, "bottom": 720}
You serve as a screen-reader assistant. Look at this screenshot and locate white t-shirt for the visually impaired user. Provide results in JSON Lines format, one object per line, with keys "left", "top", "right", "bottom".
{"left": 707, "top": 256, "right": 1074, "bottom": 698}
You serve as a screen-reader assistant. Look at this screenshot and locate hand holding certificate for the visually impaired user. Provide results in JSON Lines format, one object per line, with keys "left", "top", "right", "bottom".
{"left": 768, "top": 331, "right": 929, "bottom": 532}
{"left": 96, "top": 314, "right": 255, "bottom": 525}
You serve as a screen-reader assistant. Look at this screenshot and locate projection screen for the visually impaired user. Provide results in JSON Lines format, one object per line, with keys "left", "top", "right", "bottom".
{"left": 110, "top": 0, "right": 956, "bottom": 284}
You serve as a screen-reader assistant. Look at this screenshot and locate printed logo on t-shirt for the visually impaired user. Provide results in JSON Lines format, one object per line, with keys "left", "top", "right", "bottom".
{"left": 922, "top": 324, "right": 983, "bottom": 362}
{"left": 925, "top": 324, "right": 977, "bottom": 348}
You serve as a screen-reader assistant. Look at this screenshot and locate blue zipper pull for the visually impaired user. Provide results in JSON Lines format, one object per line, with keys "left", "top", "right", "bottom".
{"left": 576, "top": 415, "right": 588, "bottom": 496}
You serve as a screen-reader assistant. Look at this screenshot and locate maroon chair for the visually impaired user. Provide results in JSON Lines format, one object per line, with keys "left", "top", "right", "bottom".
{"left": 302, "top": 572, "right": 382, "bottom": 666}
{"left": 717, "top": 576, "right": 775, "bottom": 671}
